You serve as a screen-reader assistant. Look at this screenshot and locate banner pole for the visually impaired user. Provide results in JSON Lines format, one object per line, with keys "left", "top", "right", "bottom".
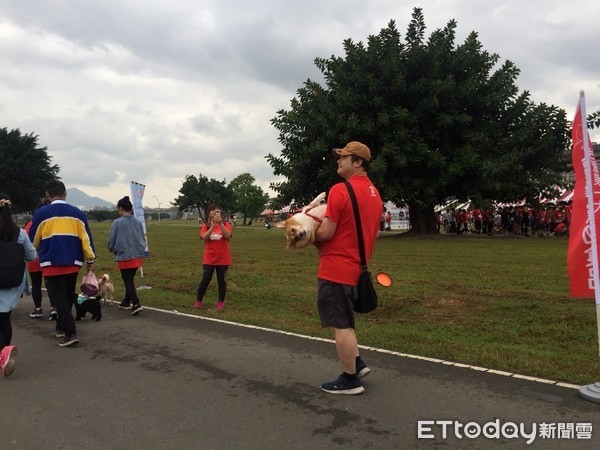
{"left": 137, "top": 265, "right": 151, "bottom": 290}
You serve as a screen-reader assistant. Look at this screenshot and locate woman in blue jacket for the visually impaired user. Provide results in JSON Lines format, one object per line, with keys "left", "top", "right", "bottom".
{"left": 108, "top": 196, "right": 147, "bottom": 315}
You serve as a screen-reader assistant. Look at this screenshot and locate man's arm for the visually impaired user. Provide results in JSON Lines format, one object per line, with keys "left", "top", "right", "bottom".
{"left": 315, "top": 217, "right": 337, "bottom": 242}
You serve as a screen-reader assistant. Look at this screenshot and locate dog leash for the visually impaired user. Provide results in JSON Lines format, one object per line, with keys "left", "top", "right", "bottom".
{"left": 305, "top": 211, "right": 323, "bottom": 224}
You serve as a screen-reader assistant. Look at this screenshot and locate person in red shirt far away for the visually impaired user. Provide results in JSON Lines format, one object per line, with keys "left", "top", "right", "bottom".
{"left": 193, "top": 205, "right": 232, "bottom": 310}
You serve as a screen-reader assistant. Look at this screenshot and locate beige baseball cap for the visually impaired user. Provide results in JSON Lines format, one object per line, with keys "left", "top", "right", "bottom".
{"left": 332, "top": 141, "right": 371, "bottom": 161}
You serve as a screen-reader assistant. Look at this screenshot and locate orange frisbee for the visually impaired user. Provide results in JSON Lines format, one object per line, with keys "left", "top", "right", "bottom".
{"left": 375, "top": 272, "right": 393, "bottom": 287}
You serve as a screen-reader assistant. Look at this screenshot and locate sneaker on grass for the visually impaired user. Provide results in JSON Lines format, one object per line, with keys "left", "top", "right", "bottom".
{"left": 193, "top": 301, "right": 202, "bottom": 309}
{"left": 321, "top": 374, "right": 364, "bottom": 395}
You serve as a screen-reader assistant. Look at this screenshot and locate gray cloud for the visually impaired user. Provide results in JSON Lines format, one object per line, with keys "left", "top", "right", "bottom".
{"left": 1, "top": 0, "right": 599, "bottom": 205}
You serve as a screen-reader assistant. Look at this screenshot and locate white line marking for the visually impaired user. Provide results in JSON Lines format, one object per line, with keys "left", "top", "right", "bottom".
{"left": 142, "top": 305, "right": 580, "bottom": 390}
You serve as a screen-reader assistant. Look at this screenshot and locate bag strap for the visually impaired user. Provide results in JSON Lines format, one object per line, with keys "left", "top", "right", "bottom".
{"left": 344, "top": 181, "right": 367, "bottom": 270}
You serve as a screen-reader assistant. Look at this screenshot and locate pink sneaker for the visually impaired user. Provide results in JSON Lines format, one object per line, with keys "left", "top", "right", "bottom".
{"left": 217, "top": 301, "right": 224, "bottom": 310}
{"left": 193, "top": 301, "right": 202, "bottom": 309}
{"left": 1, "top": 345, "right": 18, "bottom": 378}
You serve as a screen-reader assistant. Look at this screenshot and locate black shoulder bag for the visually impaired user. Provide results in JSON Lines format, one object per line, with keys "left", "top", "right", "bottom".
{"left": 344, "top": 182, "right": 378, "bottom": 314}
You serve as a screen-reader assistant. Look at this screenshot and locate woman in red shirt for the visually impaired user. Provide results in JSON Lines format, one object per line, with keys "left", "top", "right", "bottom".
{"left": 193, "top": 204, "right": 232, "bottom": 310}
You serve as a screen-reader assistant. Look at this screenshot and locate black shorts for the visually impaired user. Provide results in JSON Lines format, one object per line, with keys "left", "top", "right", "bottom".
{"left": 317, "top": 278, "right": 356, "bottom": 329}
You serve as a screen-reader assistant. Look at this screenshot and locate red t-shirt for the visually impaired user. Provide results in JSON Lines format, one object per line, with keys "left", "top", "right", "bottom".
{"left": 200, "top": 222, "right": 232, "bottom": 265}
{"left": 42, "top": 266, "right": 80, "bottom": 277}
{"left": 553, "top": 210, "right": 564, "bottom": 223}
{"left": 24, "top": 221, "right": 41, "bottom": 272}
{"left": 318, "top": 174, "right": 382, "bottom": 285}
{"left": 118, "top": 258, "right": 143, "bottom": 269}
{"left": 554, "top": 223, "right": 567, "bottom": 234}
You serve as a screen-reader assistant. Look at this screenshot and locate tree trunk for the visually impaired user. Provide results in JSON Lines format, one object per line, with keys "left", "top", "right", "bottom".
{"left": 408, "top": 202, "right": 437, "bottom": 233}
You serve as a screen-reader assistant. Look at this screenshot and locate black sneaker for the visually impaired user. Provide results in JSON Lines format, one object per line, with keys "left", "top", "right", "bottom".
{"left": 130, "top": 304, "right": 143, "bottom": 315}
{"left": 356, "top": 358, "right": 371, "bottom": 379}
{"left": 49, "top": 307, "right": 58, "bottom": 321}
{"left": 321, "top": 374, "right": 364, "bottom": 395}
{"left": 29, "top": 308, "right": 43, "bottom": 318}
{"left": 118, "top": 301, "right": 131, "bottom": 310}
{"left": 55, "top": 330, "right": 66, "bottom": 338}
{"left": 58, "top": 335, "right": 79, "bottom": 347}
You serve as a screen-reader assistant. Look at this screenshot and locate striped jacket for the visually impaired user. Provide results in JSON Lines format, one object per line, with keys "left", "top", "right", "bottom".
{"left": 28, "top": 200, "right": 96, "bottom": 268}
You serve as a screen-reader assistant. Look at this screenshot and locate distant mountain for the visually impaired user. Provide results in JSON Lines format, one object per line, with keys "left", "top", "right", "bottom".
{"left": 67, "top": 187, "right": 115, "bottom": 211}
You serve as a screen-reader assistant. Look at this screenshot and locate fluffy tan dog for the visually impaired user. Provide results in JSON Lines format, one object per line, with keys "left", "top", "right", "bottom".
{"left": 98, "top": 274, "right": 115, "bottom": 305}
{"left": 275, "top": 192, "right": 326, "bottom": 251}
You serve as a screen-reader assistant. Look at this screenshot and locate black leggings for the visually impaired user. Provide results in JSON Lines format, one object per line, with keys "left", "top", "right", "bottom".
{"left": 30, "top": 271, "right": 51, "bottom": 309}
{"left": 196, "top": 265, "right": 228, "bottom": 302}
{"left": 0, "top": 311, "right": 12, "bottom": 349}
{"left": 120, "top": 268, "right": 141, "bottom": 306}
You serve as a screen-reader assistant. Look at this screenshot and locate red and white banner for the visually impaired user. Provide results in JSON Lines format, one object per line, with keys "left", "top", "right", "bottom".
{"left": 567, "top": 93, "right": 600, "bottom": 300}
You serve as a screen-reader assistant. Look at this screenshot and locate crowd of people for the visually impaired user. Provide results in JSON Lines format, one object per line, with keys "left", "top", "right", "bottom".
{"left": 0, "top": 182, "right": 149, "bottom": 378}
{"left": 436, "top": 202, "right": 572, "bottom": 237}
{"left": 0, "top": 140, "right": 381, "bottom": 397}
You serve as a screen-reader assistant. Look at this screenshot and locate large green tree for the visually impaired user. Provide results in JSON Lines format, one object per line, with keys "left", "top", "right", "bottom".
{"left": 173, "top": 174, "right": 234, "bottom": 223}
{"left": 267, "top": 8, "right": 577, "bottom": 232}
{"left": 0, "top": 128, "right": 59, "bottom": 212}
{"left": 229, "top": 173, "right": 269, "bottom": 225}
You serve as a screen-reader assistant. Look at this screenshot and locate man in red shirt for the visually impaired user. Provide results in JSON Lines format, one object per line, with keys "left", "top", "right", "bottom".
{"left": 315, "top": 141, "right": 382, "bottom": 395}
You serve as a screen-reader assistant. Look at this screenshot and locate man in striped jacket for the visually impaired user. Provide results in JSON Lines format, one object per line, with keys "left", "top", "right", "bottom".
{"left": 29, "top": 181, "right": 96, "bottom": 347}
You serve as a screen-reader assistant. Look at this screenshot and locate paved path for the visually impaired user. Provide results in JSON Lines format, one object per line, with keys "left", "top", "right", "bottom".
{"left": 4, "top": 296, "right": 600, "bottom": 449}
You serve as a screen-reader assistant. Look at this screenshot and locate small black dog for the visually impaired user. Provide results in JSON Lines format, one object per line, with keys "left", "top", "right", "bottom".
{"left": 74, "top": 293, "right": 102, "bottom": 321}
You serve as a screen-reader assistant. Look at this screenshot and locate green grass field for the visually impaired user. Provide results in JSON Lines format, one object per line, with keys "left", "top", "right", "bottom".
{"left": 88, "top": 220, "right": 599, "bottom": 385}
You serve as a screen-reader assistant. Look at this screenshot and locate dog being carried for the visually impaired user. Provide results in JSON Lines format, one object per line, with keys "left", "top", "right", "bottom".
{"left": 275, "top": 192, "right": 326, "bottom": 251}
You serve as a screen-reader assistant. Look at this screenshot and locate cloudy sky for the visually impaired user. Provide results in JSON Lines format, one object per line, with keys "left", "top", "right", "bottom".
{"left": 1, "top": 0, "right": 599, "bottom": 208}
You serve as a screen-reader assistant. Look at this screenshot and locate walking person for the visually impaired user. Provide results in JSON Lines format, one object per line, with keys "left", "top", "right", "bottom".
{"left": 28, "top": 181, "right": 96, "bottom": 347}
{"left": 313, "top": 141, "right": 382, "bottom": 395}
{"left": 193, "top": 204, "right": 232, "bottom": 310}
{"left": 0, "top": 193, "right": 37, "bottom": 376}
{"left": 108, "top": 196, "right": 147, "bottom": 315}
{"left": 24, "top": 200, "right": 57, "bottom": 320}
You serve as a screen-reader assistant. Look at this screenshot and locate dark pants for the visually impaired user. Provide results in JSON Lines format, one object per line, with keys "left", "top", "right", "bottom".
{"left": 29, "top": 271, "right": 51, "bottom": 309}
{"left": 45, "top": 272, "right": 78, "bottom": 337}
{"left": 196, "top": 265, "right": 228, "bottom": 302}
{"left": 0, "top": 311, "right": 12, "bottom": 349}
{"left": 120, "top": 268, "right": 141, "bottom": 306}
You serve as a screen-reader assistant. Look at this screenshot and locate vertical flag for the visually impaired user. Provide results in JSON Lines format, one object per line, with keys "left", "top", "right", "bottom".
{"left": 567, "top": 92, "right": 600, "bottom": 300}
{"left": 130, "top": 181, "right": 150, "bottom": 257}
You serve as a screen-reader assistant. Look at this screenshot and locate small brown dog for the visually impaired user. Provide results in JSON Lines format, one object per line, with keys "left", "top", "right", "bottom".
{"left": 97, "top": 274, "right": 115, "bottom": 305}
{"left": 275, "top": 192, "right": 326, "bottom": 251}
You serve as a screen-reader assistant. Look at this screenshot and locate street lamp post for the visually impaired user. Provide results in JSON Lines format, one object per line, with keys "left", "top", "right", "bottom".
{"left": 153, "top": 196, "right": 161, "bottom": 222}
